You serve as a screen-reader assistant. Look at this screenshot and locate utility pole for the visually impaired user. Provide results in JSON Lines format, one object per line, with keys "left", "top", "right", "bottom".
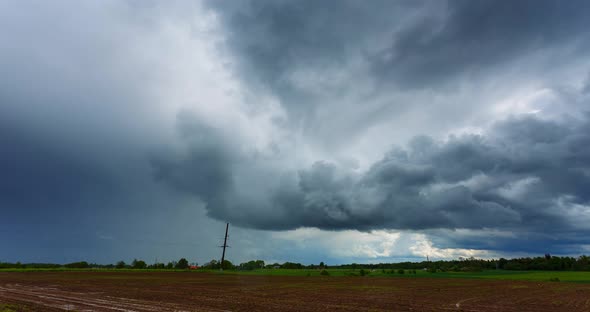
{"left": 220, "top": 223, "right": 229, "bottom": 271}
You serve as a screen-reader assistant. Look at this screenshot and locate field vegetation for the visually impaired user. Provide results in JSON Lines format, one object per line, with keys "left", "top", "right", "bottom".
{"left": 3, "top": 254, "right": 590, "bottom": 283}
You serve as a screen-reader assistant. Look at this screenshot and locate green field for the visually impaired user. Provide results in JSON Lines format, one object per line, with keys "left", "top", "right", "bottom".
{"left": 2, "top": 267, "right": 590, "bottom": 283}
{"left": 214, "top": 268, "right": 590, "bottom": 282}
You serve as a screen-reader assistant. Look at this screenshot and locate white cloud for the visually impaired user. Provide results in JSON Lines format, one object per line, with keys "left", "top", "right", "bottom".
{"left": 409, "top": 234, "right": 491, "bottom": 260}
{"left": 269, "top": 228, "right": 496, "bottom": 262}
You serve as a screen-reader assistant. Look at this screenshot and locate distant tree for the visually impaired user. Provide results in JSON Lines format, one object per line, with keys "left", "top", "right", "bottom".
{"left": 239, "top": 260, "right": 265, "bottom": 271}
{"left": 265, "top": 262, "right": 280, "bottom": 269}
{"left": 201, "top": 260, "right": 218, "bottom": 269}
{"left": 281, "top": 262, "right": 303, "bottom": 269}
{"left": 221, "top": 260, "right": 234, "bottom": 270}
{"left": 166, "top": 262, "right": 174, "bottom": 269}
{"left": 131, "top": 259, "right": 147, "bottom": 269}
{"left": 319, "top": 261, "right": 325, "bottom": 268}
{"left": 64, "top": 261, "right": 89, "bottom": 269}
{"left": 116, "top": 261, "right": 126, "bottom": 269}
{"left": 150, "top": 262, "right": 165, "bottom": 269}
{"left": 175, "top": 258, "right": 189, "bottom": 270}
{"left": 498, "top": 258, "right": 508, "bottom": 269}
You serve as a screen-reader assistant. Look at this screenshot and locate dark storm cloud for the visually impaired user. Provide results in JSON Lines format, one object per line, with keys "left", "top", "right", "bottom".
{"left": 208, "top": 0, "right": 590, "bottom": 94}
{"left": 372, "top": 0, "right": 590, "bottom": 88}
{"left": 429, "top": 228, "right": 590, "bottom": 255}
{"left": 0, "top": 1, "right": 158, "bottom": 216}
{"left": 154, "top": 112, "right": 590, "bottom": 236}
{"left": 206, "top": 0, "right": 410, "bottom": 117}
{"left": 0, "top": 1, "right": 222, "bottom": 263}
{"left": 0, "top": 120, "right": 115, "bottom": 224}
{"left": 151, "top": 113, "right": 235, "bottom": 204}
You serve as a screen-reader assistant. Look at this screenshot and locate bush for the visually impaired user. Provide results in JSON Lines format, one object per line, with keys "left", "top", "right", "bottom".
{"left": 549, "top": 277, "right": 560, "bottom": 282}
{"left": 397, "top": 269, "right": 405, "bottom": 274}
{"left": 131, "top": 259, "right": 147, "bottom": 269}
{"left": 221, "top": 260, "right": 234, "bottom": 270}
{"left": 150, "top": 262, "right": 165, "bottom": 269}
{"left": 359, "top": 269, "right": 367, "bottom": 276}
{"left": 320, "top": 269, "right": 330, "bottom": 276}
{"left": 175, "top": 258, "right": 189, "bottom": 270}
{"left": 239, "top": 260, "right": 265, "bottom": 271}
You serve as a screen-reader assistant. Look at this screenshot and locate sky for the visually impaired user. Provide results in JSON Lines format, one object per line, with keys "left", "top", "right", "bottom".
{"left": 1, "top": 0, "right": 590, "bottom": 265}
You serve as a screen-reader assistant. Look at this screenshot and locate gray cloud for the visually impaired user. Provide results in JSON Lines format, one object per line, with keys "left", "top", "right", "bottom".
{"left": 211, "top": 0, "right": 590, "bottom": 91}
{"left": 154, "top": 111, "right": 590, "bottom": 237}
{"left": 207, "top": 0, "right": 590, "bottom": 154}
{"left": 0, "top": 1, "right": 233, "bottom": 264}
{"left": 372, "top": 0, "right": 590, "bottom": 88}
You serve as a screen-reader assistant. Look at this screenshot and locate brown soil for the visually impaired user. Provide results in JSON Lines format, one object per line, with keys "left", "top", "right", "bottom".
{"left": 1, "top": 272, "right": 590, "bottom": 311}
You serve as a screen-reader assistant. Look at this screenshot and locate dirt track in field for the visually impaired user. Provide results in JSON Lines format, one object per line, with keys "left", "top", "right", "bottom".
{"left": 1, "top": 272, "right": 590, "bottom": 311}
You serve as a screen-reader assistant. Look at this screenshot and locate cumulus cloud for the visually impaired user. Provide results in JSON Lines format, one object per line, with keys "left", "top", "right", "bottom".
{"left": 371, "top": 0, "right": 590, "bottom": 88}
{"left": 210, "top": 0, "right": 590, "bottom": 91}
{"left": 154, "top": 112, "right": 590, "bottom": 236}
{"left": 206, "top": 0, "right": 590, "bottom": 159}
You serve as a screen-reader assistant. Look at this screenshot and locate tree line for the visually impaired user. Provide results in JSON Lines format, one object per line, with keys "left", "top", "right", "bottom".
{"left": 332, "top": 254, "right": 590, "bottom": 272}
{"left": 2, "top": 255, "right": 590, "bottom": 271}
{"left": 0, "top": 258, "right": 192, "bottom": 270}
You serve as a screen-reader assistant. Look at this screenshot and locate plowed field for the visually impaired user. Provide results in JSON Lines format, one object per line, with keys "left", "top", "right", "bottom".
{"left": 1, "top": 271, "right": 590, "bottom": 311}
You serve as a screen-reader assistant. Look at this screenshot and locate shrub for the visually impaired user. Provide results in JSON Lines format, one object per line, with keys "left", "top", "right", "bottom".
{"left": 221, "top": 260, "right": 235, "bottom": 270}
{"left": 131, "top": 259, "right": 147, "bottom": 269}
{"left": 320, "top": 269, "right": 330, "bottom": 276}
{"left": 549, "top": 277, "right": 560, "bottom": 282}
{"left": 175, "top": 258, "right": 189, "bottom": 270}
{"left": 359, "top": 269, "right": 367, "bottom": 276}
